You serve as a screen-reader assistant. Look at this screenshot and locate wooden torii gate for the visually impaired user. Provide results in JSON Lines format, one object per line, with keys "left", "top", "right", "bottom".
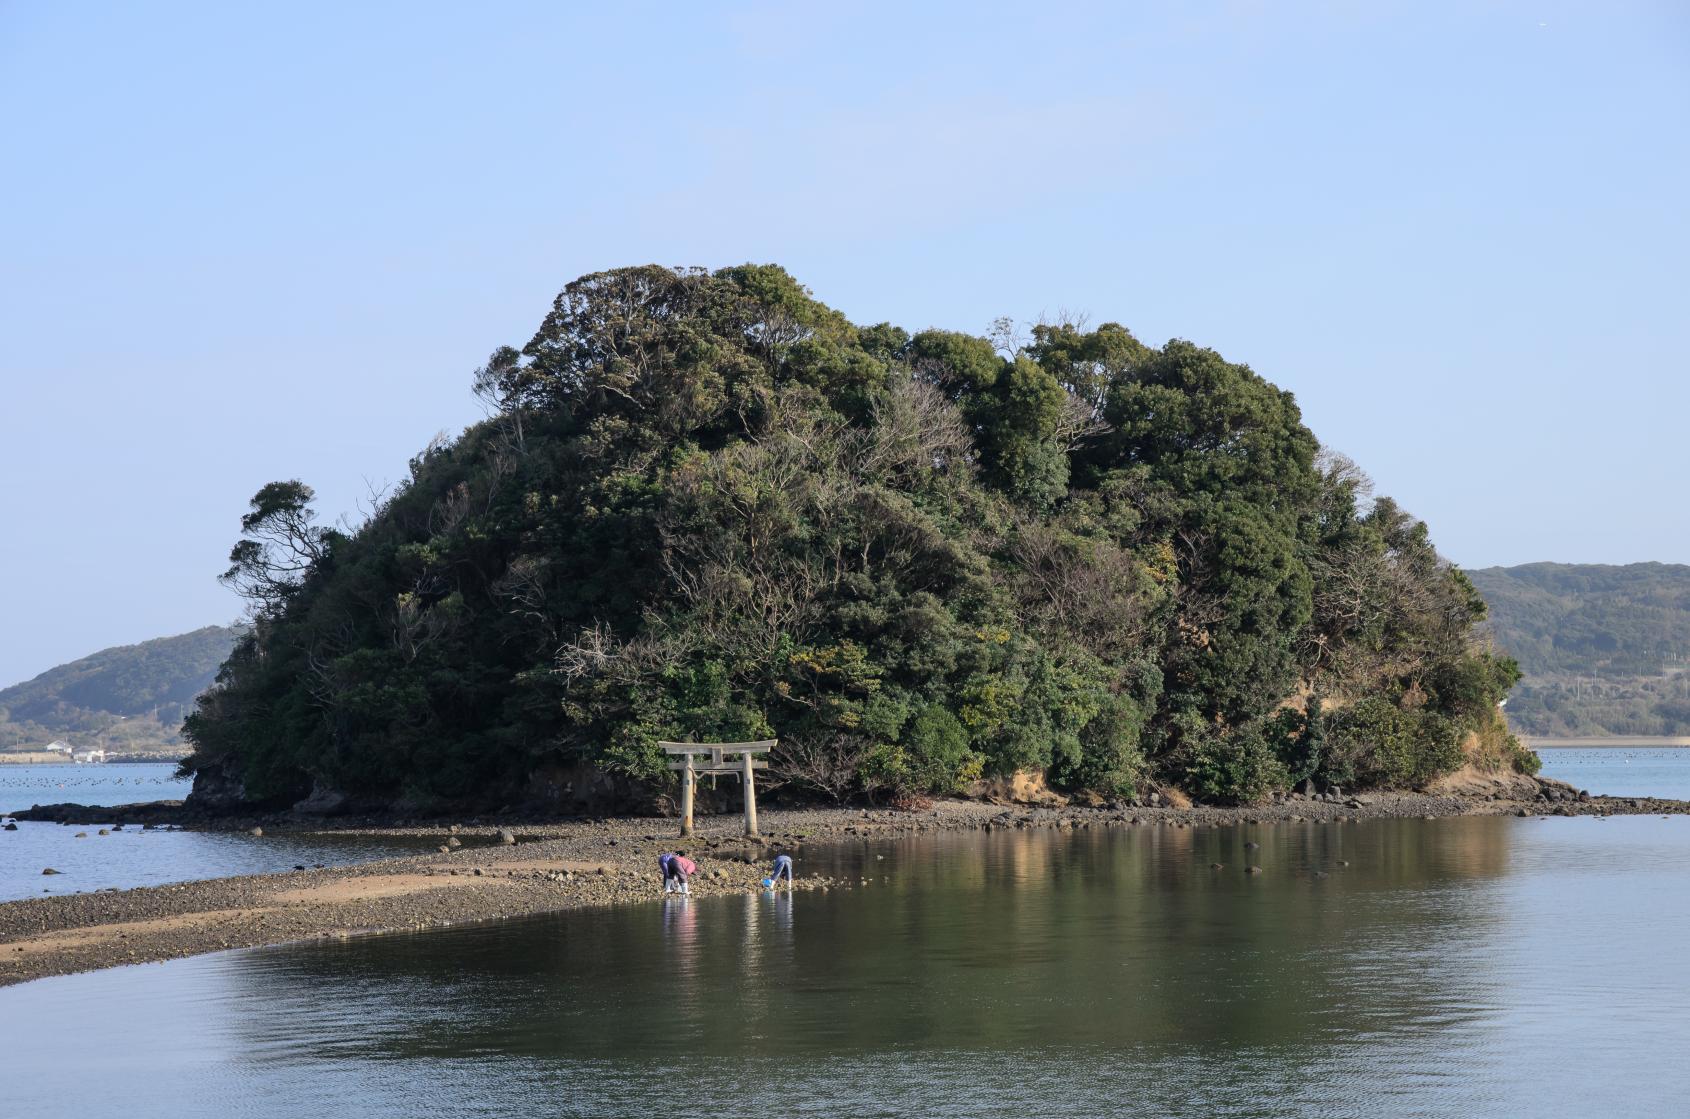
{"left": 660, "top": 740, "right": 775, "bottom": 837}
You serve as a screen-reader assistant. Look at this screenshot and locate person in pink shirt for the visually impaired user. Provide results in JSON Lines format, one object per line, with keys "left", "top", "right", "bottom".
{"left": 658, "top": 850, "right": 698, "bottom": 894}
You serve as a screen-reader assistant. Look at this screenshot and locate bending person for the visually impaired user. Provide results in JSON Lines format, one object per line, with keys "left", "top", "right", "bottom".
{"left": 770, "top": 853, "right": 794, "bottom": 888}
{"left": 659, "top": 849, "right": 698, "bottom": 895}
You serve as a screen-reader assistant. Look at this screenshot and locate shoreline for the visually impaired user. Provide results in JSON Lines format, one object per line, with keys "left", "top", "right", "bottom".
{"left": 6, "top": 781, "right": 1689, "bottom": 990}
{"left": 1526, "top": 738, "right": 1690, "bottom": 749}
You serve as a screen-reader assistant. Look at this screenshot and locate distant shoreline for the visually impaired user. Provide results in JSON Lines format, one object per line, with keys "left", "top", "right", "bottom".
{"left": 0, "top": 756, "right": 185, "bottom": 766}
{"left": 1526, "top": 737, "right": 1690, "bottom": 749}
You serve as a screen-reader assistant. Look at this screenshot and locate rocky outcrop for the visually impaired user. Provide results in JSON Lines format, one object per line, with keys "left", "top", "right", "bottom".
{"left": 1426, "top": 766, "right": 1587, "bottom": 804}
{"left": 967, "top": 770, "right": 1070, "bottom": 807}
{"left": 180, "top": 756, "right": 249, "bottom": 814}
{"left": 15, "top": 800, "right": 188, "bottom": 825}
{"left": 290, "top": 781, "right": 353, "bottom": 816}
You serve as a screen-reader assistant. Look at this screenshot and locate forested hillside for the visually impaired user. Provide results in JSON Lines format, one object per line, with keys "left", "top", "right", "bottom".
{"left": 1469, "top": 563, "right": 1690, "bottom": 735}
{"left": 182, "top": 265, "right": 1529, "bottom": 813}
{"left": 0, "top": 626, "right": 239, "bottom": 755}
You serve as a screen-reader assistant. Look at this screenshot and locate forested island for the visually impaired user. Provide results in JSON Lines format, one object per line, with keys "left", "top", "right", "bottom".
{"left": 1469, "top": 563, "right": 1690, "bottom": 736}
{"left": 180, "top": 265, "right": 1532, "bottom": 815}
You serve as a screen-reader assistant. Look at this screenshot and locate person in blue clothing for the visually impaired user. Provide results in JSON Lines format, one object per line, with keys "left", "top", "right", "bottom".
{"left": 658, "top": 850, "right": 697, "bottom": 895}
{"left": 769, "top": 853, "right": 794, "bottom": 888}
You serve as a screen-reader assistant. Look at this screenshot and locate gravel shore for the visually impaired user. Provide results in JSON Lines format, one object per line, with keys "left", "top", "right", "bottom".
{"left": 5, "top": 777, "right": 1687, "bottom": 989}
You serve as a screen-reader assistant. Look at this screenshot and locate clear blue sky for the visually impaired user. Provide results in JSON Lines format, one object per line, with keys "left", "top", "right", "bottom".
{"left": 2, "top": 1, "right": 1686, "bottom": 687}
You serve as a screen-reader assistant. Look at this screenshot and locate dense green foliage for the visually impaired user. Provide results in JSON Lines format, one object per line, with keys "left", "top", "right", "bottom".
{"left": 183, "top": 265, "right": 1517, "bottom": 810}
{"left": 0, "top": 626, "right": 238, "bottom": 754}
{"left": 1470, "top": 563, "right": 1690, "bottom": 735}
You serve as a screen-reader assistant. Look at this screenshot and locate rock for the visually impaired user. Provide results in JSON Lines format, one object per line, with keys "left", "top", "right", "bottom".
{"left": 1299, "top": 778, "right": 1316, "bottom": 796}
{"left": 250, "top": 827, "right": 264, "bottom": 837}
{"left": 291, "top": 781, "right": 352, "bottom": 816}
{"left": 446, "top": 836, "right": 462, "bottom": 848}
{"left": 438, "top": 845, "right": 451, "bottom": 854}
{"left": 1338, "top": 860, "right": 1349, "bottom": 867}
{"left": 2, "top": 822, "right": 16, "bottom": 831}
{"left": 182, "top": 754, "right": 247, "bottom": 814}
{"left": 498, "top": 829, "right": 517, "bottom": 846}
{"left": 1245, "top": 865, "right": 1263, "bottom": 874}
{"left": 1243, "top": 841, "right": 1260, "bottom": 850}
{"left": 42, "top": 868, "right": 61, "bottom": 875}
{"left": 1516, "top": 808, "right": 1530, "bottom": 818}
{"left": 1148, "top": 791, "right": 1162, "bottom": 806}
{"left": 293, "top": 864, "right": 306, "bottom": 871}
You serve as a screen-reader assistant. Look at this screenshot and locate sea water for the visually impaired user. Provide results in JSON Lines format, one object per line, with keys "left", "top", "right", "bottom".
{"left": 5, "top": 814, "right": 1690, "bottom": 1117}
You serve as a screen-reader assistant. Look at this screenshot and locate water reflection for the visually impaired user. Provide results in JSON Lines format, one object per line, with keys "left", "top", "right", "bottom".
{"left": 5, "top": 816, "right": 1690, "bottom": 1118}
{"left": 226, "top": 820, "right": 1511, "bottom": 1056}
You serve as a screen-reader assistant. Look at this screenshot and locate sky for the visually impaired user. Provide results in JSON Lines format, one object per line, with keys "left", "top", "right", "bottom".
{"left": 1, "top": 1, "right": 1686, "bottom": 688}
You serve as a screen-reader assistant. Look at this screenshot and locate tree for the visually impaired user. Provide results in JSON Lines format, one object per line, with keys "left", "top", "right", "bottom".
{"left": 220, "top": 481, "right": 335, "bottom": 615}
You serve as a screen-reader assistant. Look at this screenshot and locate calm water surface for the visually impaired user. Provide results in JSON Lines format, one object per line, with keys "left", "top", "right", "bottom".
{"left": 0, "top": 761, "right": 191, "bottom": 813}
{"left": 0, "top": 765, "right": 432, "bottom": 901}
{"left": 1535, "top": 747, "right": 1690, "bottom": 800}
{"left": 5, "top": 815, "right": 1690, "bottom": 1117}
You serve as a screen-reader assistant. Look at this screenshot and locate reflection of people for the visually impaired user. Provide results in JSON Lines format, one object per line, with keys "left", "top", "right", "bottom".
{"left": 658, "top": 850, "right": 697, "bottom": 894}
{"left": 770, "top": 853, "right": 793, "bottom": 888}
{"left": 663, "top": 889, "right": 698, "bottom": 954}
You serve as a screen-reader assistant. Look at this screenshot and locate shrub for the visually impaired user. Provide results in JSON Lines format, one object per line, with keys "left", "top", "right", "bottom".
{"left": 1178, "top": 716, "right": 1287, "bottom": 804}
{"left": 1323, "top": 699, "right": 1463, "bottom": 789}
{"left": 902, "top": 705, "right": 981, "bottom": 793}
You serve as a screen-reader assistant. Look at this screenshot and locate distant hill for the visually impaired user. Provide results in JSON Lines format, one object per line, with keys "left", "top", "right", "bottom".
{"left": 0, "top": 625, "right": 241, "bottom": 756}
{"left": 1469, "top": 563, "right": 1690, "bottom": 736}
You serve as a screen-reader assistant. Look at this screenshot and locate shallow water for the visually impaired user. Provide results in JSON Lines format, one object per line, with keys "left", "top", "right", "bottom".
{"left": 1535, "top": 747, "right": 1690, "bottom": 800}
{"left": 5, "top": 815, "right": 1690, "bottom": 1117}
{"left": 0, "top": 763, "right": 435, "bottom": 900}
{"left": 0, "top": 823, "right": 443, "bottom": 902}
